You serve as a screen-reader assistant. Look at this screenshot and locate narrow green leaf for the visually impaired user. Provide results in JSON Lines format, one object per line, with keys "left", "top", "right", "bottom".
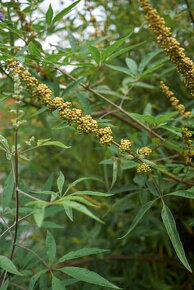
{"left": 70, "top": 191, "right": 114, "bottom": 197}
{"left": 66, "top": 196, "right": 97, "bottom": 207}
{"left": 57, "top": 248, "right": 108, "bottom": 264}
{"left": 155, "top": 112, "right": 178, "bottom": 125}
{"left": 107, "top": 41, "right": 146, "bottom": 61}
{"left": 64, "top": 177, "right": 103, "bottom": 195}
{"left": 105, "top": 64, "right": 135, "bottom": 77}
{"left": 110, "top": 160, "right": 118, "bottom": 190}
{"left": 42, "top": 221, "right": 63, "bottom": 229}
{"left": 46, "top": 4, "right": 53, "bottom": 25}
{"left": 0, "top": 256, "right": 23, "bottom": 276}
{"left": 101, "top": 32, "right": 132, "bottom": 63}
{"left": 60, "top": 200, "right": 103, "bottom": 223}
{"left": 0, "top": 134, "right": 10, "bottom": 150}
{"left": 52, "top": 276, "right": 66, "bottom": 290}
{"left": 87, "top": 43, "right": 100, "bottom": 64}
{"left": 139, "top": 49, "right": 162, "bottom": 73}
{"left": 28, "top": 270, "right": 47, "bottom": 290}
{"left": 166, "top": 190, "right": 194, "bottom": 199}
{"left": 33, "top": 203, "right": 46, "bottom": 227}
{"left": 0, "top": 279, "right": 9, "bottom": 290}
{"left": 68, "top": 29, "right": 77, "bottom": 52}
{"left": 28, "top": 42, "right": 41, "bottom": 57}
{"left": 161, "top": 203, "right": 192, "bottom": 272}
{"left": 52, "top": 0, "right": 81, "bottom": 24}
{"left": 2, "top": 171, "right": 15, "bottom": 208}
{"left": 64, "top": 206, "right": 73, "bottom": 221}
{"left": 120, "top": 199, "right": 156, "bottom": 239}
{"left": 59, "top": 267, "right": 120, "bottom": 289}
{"left": 46, "top": 231, "right": 56, "bottom": 264}
{"left": 57, "top": 172, "right": 65, "bottom": 194}
{"left": 37, "top": 139, "right": 70, "bottom": 149}
{"left": 125, "top": 58, "right": 138, "bottom": 76}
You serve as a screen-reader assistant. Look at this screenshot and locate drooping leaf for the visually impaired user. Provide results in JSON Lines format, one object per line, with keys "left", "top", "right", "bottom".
{"left": 161, "top": 203, "right": 192, "bottom": 272}
{"left": 59, "top": 267, "right": 120, "bottom": 289}
{"left": 57, "top": 248, "right": 108, "bottom": 264}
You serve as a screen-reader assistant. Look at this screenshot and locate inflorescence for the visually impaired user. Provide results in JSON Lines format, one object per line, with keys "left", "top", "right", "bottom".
{"left": 160, "top": 81, "right": 192, "bottom": 118}
{"left": 5, "top": 58, "right": 152, "bottom": 174}
{"left": 140, "top": 0, "right": 194, "bottom": 96}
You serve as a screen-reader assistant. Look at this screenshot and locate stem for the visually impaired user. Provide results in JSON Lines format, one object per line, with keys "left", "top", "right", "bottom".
{"left": 15, "top": 244, "right": 51, "bottom": 272}
{"left": 184, "top": 0, "right": 194, "bottom": 26}
{"left": 0, "top": 212, "right": 33, "bottom": 239}
{"left": 10, "top": 128, "right": 19, "bottom": 260}
{"left": 53, "top": 65, "right": 166, "bottom": 142}
{"left": 17, "top": 188, "right": 43, "bottom": 201}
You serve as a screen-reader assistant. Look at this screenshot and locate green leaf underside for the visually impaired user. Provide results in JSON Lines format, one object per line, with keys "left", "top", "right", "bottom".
{"left": 59, "top": 267, "right": 120, "bottom": 289}
{"left": 161, "top": 203, "right": 192, "bottom": 272}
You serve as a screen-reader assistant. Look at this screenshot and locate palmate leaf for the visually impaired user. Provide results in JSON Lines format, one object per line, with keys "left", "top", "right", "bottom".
{"left": 120, "top": 199, "right": 157, "bottom": 239}
{"left": 59, "top": 267, "right": 120, "bottom": 289}
{"left": 161, "top": 203, "right": 192, "bottom": 272}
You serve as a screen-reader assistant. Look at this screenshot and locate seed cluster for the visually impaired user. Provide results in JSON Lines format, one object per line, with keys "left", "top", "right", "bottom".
{"left": 97, "top": 127, "right": 113, "bottom": 145}
{"left": 140, "top": 0, "right": 194, "bottom": 96}
{"left": 119, "top": 139, "right": 132, "bottom": 153}
{"left": 5, "top": 59, "right": 154, "bottom": 174}
{"left": 137, "top": 162, "right": 151, "bottom": 174}
{"left": 182, "top": 128, "right": 193, "bottom": 165}
{"left": 138, "top": 147, "right": 152, "bottom": 156}
{"left": 160, "top": 81, "right": 191, "bottom": 118}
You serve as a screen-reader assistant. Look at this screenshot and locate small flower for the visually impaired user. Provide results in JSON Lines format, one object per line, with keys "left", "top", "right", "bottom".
{"left": 137, "top": 162, "right": 151, "bottom": 174}
{"left": 119, "top": 139, "right": 132, "bottom": 153}
{"left": 97, "top": 127, "right": 113, "bottom": 145}
{"left": 0, "top": 11, "right": 3, "bottom": 21}
{"left": 138, "top": 147, "right": 152, "bottom": 156}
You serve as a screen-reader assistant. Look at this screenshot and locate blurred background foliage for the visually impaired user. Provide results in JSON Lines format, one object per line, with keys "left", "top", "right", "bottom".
{"left": 0, "top": 0, "right": 194, "bottom": 289}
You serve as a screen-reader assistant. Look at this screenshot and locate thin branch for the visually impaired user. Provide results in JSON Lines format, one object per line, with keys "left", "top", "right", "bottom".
{"left": 0, "top": 212, "right": 33, "bottom": 239}
{"left": 17, "top": 188, "right": 43, "bottom": 201}
{"left": 15, "top": 244, "right": 51, "bottom": 272}
{"left": 53, "top": 65, "right": 166, "bottom": 143}
{"left": 184, "top": 0, "right": 194, "bottom": 26}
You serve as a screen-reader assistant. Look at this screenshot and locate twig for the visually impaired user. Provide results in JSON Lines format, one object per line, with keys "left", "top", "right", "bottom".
{"left": 15, "top": 244, "right": 51, "bottom": 272}
{"left": 17, "top": 188, "right": 43, "bottom": 201}
{"left": 0, "top": 212, "right": 33, "bottom": 239}
{"left": 184, "top": 0, "right": 194, "bottom": 26}
{"left": 53, "top": 65, "right": 166, "bottom": 143}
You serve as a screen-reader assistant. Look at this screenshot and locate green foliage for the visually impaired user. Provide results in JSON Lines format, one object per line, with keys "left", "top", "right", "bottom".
{"left": 0, "top": 0, "right": 193, "bottom": 289}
